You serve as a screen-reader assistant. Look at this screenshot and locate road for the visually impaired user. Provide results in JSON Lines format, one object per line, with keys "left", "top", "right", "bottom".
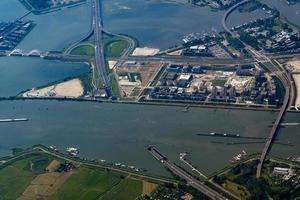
{"left": 221, "top": 0, "right": 250, "bottom": 34}
{"left": 92, "top": 0, "right": 111, "bottom": 97}
{"left": 148, "top": 146, "right": 227, "bottom": 200}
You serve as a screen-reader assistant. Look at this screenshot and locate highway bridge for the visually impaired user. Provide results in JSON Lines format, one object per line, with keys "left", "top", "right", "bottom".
{"left": 256, "top": 86, "right": 290, "bottom": 177}
{"left": 148, "top": 146, "right": 227, "bottom": 200}
{"left": 221, "top": 0, "right": 250, "bottom": 34}
{"left": 221, "top": 1, "right": 294, "bottom": 178}
{"left": 243, "top": 44, "right": 293, "bottom": 178}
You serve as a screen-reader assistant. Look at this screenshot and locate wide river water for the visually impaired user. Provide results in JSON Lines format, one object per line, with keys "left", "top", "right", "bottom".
{"left": 0, "top": 0, "right": 299, "bottom": 177}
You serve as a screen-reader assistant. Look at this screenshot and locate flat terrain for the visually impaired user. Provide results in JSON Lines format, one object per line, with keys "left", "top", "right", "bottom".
{"left": 23, "top": 78, "right": 84, "bottom": 98}
{"left": 287, "top": 59, "right": 300, "bottom": 106}
{"left": 132, "top": 47, "right": 160, "bottom": 56}
{"left": 0, "top": 150, "right": 158, "bottom": 200}
{"left": 0, "top": 153, "right": 53, "bottom": 200}
{"left": 70, "top": 43, "right": 95, "bottom": 56}
{"left": 19, "top": 171, "right": 74, "bottom": 200}
{"left": 104, "top": 36, "right": 130, "bottom": 57}
{"left": 293, "top": 74, "right": 300, "bottom": 107}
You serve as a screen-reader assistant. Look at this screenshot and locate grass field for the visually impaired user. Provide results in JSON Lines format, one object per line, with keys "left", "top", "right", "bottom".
{"left": 142, "top": 181, "right": 157, "bottom": 196}
{"left": 211, "top": 79, "right": 227, "bottom": 87}
{"left": 223, "top": 180, "right": 250, "bottom": 199}
{"left": 103, "top": 35, "right": 130, "bottom": 58}
{"left": 111, "top": 75, "right": 121, "bottom": 97}
{"left": 100, "top": 178, "right": 143, "bottom": 200}
{"left": 49, "top": 167, "right": 122, "bottom": 200}
{"left": 0, "top": 153, "right": 54, "bottom": 200}
{"left": 70, "top": 43, "right": 95, "bottom": 56}
{"left": 104, "top": 40, "right": 129, "bottom": 57}
{"left": 0, "top": 150, "right": 161, "bottom": 200}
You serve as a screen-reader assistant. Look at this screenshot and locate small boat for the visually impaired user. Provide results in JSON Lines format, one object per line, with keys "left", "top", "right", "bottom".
{"left": 66, "top": 147, "right": 79, "bottom": 157}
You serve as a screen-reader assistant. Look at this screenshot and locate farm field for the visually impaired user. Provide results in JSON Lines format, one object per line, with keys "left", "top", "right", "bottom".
{"left": 0, "top": 149, "right": 160, "bottom": 200}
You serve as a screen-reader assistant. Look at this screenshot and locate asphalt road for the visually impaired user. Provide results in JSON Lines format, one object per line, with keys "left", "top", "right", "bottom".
{"left": 93, "top": 0, "right": 112, "bottom": 97}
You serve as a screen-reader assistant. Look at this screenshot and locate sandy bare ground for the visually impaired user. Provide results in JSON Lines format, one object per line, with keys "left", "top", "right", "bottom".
{"left": 132, "top": 47, "right": 160, "bottom": 56}
{"left": 142, "top": 181, "right": 157, "bottom": 196}
{"left": 167, "top": 50, "right": 183, "bottom": 56}
{"left": 54, "top": 79, "right": 83, "bottom": 97}
{"left": 288, "top": 60, "right": 300, "bottom": 73}
{"left": 23, "top": 78, "right": 84, "bottom": 98}
{"left": 46, "top": 160, "right": 60, "bottom": 173}
{"left": 118, "top": 62, "right": 162, "bottom": 97}
{"left": 18, "top": 172, "right": 74, "bottom": 200}
{"left": 108, "top": 60, "right": 117, "bottom": 69}
{"left": 293, "top": 74, "right": 300, "bottom": 107}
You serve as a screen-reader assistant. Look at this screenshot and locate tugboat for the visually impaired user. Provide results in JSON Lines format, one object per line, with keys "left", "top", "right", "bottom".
{"left": 66, "top": 147, "right": 79, "bottom": 157}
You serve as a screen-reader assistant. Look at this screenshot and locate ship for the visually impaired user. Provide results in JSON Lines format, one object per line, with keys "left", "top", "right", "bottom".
{"left": 0, "top": 118, "right": 28, "bottom": 122}
{"left": 205, "top": 132, "right": 240, "bottom": 138}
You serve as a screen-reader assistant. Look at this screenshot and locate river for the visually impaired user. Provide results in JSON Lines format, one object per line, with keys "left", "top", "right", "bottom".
{"left": 0, "top": 0, "right": 299, "bottom": 178}
{"left": 0, "top": 100, "right": 280, "bottom": 176}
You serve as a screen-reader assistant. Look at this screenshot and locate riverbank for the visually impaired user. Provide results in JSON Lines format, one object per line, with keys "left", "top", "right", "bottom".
{"left": 0, "top": 145, "right": 174, "bottom": 200}
{"left": 22, "top": 78, "right": 84, "bottom": 98}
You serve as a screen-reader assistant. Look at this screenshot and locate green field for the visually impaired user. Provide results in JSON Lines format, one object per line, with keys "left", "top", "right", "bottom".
{"left": 0, "top": 153, "right": 53, "bottom": 200}
{"left": 111, "top": 75, "right": 121, "bottom": 97}
{"left": 211, "top": 79, "right": 227, "bottom": 87}
{"left": 101, "top": 178, "right": 143, "bottom": 200}
{"left": 104, "top": 40, "right": 129, "bottom": 57}
{"left": 0, "top": 149, "right": 151, "bottom": 200}
{"left": 70, "top": 43, "right": 95, "bottom": 56}
{"left": 223, "top": 180, "right": 250, "bottom": 199}
{"left": 103, "top": 36, "right": 130, "bottom": 57}
{"left": 49, "top": 167, "right": 129, "bottom": 200}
